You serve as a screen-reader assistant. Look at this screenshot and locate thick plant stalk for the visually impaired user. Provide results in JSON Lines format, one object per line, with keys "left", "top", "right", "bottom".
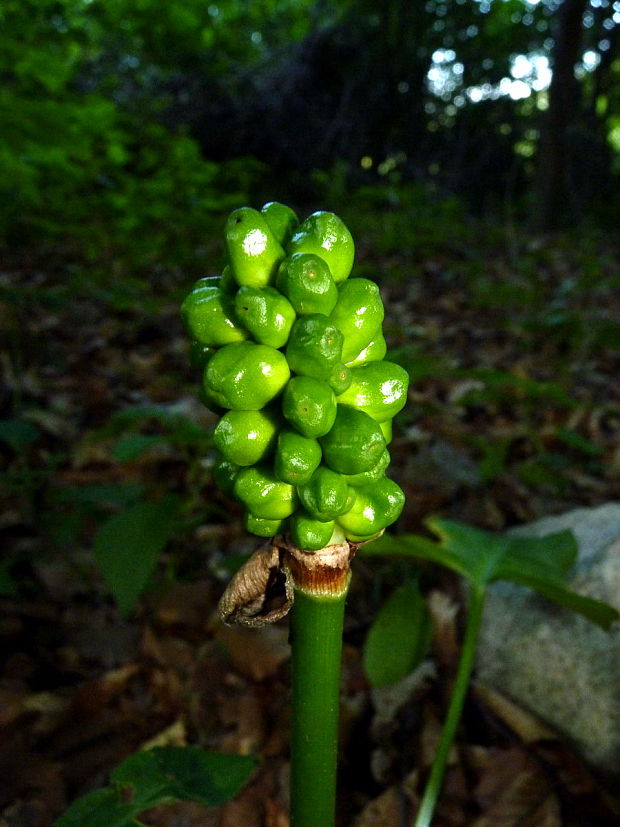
{"left": 287, "top": 542, "right": 351, "bottom": 827}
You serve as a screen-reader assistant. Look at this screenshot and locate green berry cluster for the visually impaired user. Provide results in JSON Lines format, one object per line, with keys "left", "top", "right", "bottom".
{"left": 181, "top": 203, "right": 408, "bottom": 551}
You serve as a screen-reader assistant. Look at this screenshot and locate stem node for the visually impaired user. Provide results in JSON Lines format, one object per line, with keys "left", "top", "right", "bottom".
{"left": 285, "top": 539, "right": 354, "bottom": 597}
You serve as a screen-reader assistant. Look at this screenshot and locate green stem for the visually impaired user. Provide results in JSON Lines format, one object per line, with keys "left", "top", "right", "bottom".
{"left": 290, "top": 581, "right": 348, "bottom": 827}
{"left": 414, "top": 585, "right": 486, "bottom": 827}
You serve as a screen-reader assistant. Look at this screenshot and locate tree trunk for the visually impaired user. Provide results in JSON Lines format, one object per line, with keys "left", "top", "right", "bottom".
{"left": 534, "top": 0, "right": 588, "bottom": 230}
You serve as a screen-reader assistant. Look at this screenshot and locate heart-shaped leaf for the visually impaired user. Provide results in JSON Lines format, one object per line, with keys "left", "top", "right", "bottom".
{"left": 363, "top": 519, "right": 619, "bottom": 630}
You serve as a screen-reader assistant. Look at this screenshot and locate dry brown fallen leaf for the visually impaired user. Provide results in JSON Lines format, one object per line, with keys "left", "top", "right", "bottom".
{"left": 214, "top": 624, "right": 290, "bottom": 683}
{"left": 472, "top": 682, "right": 558, "bottom": 744}
{"left": 472, "top": 746, "right": 561, "bottom": 827}
{"left": 353, "top": 784, "right": 412, "bottom": 827}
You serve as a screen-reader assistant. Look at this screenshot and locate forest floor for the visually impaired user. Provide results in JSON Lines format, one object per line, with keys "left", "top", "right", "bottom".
{"left": 1, "top": 221, "right": 620, "bottom": 826}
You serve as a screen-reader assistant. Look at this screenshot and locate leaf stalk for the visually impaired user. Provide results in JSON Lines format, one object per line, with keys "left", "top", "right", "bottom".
{"left": 414, "top": 584, "right": 486, "bottom": 827}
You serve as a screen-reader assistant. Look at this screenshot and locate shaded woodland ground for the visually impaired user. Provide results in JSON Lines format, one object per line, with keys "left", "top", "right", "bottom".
{"left": 1, "top": 208, "right": 619, "bottom": 825}
{"left": 2, "top": 0, "right": 620, "bottom": 823}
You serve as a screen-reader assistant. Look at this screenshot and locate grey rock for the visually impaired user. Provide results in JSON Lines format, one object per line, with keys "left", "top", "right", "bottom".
{"left": 476, "top": 503, "right": 620, "bottom": 773}
{"left": 404, "top": 438, "right": 481, "bottom": 495}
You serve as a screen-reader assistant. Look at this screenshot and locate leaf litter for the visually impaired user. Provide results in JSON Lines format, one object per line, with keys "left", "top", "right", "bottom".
{"left": 1, "top": 234, "right": 619, "bottom": 825}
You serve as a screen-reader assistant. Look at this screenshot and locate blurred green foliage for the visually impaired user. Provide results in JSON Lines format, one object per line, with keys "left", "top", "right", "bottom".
{"left": 1, "top": 0, "right": 618, "bottom": 270}
{"left": 0, "top": 0, "right": 269, "bottom": 267}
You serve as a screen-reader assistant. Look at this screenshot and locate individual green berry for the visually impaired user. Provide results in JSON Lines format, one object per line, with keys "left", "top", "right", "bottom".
{"left": 319, "top": 405, "right": 385, "bottom": 475}
{"left": 345, "top": 332, "right": 387, "bottom": 367}
{"left": 219, "top": 264, "right": 237, "bottom": 294}
{"left": 330, "top": 278, "right": 385, "bottom": 362}
{"left": 181, "top": 286, "right": 248, "bottom": 346}
{"left": 340, "top": 448, "right": 390, "bottom": 487}
{"left": 244, "top": 513, "right": 285, "bottom": 538}
{"left": 287, "top": 211, "right": 355, "bottom": 284}
{"left": 290, "top": 513, "right": 336, "bottom": 551}
{"left": 213, "top": 408, "right": 279, "bottom": 466}
{"left": 212, "top": 456, "right": 240, "bottom": 497}
{"left": 189, "top": 340, "right": 216, "bottom": 370}
{"left": 336, "top": 361, "right": 409, "bottom": 422}
{"left": 297, "top": 466, "right": 352, "bottom": 522}
{"left": 225, "top": 207, "right": 285, "bottom": 288}
{"left": 336, "top": 477, "right": 405, "bottom": 541}
{"left": 275, "top": 253, "right": 338, "bottom": 316}
{"left": 204, "top": 341, "right": 290, "bottom": 411}
{"left": 282, "top": 376, "right": 337, "bottom": 438}
{"left": 234, "top": 285, "right": 296, "bottom": 349}
{"left": 285, "top": 314, "right": 344, "bottom": 381}
{"left": 379, "top": 419, "right": 393, "bottom": 444}
{"left": 234, "top": 466, "right": 298, "bottom": 520}
{"left": 261, "top": 201, "right": 299, "bottom": 246}
{"left": 327, "top": 362, "right": 353, "bottom": 395}
{"left": 192, "top": 275, "right": 221, "bottom": 290}
{"left": 274, "top": 429, "right": 322, "bottom": 485}
{"left": 199, "top": 383, "right": 226, "bottom": 414}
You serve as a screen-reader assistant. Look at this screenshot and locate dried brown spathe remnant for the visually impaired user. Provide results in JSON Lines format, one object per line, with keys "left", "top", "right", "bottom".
{"left": 218, "top": 539, "right": 293, "bottom": 627}
{"left": 218, "top": 535, "right": 370, "bottom": 627}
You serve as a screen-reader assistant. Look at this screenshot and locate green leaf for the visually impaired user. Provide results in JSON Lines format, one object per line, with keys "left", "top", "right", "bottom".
{"left": 500, "top": 574, "right": 618, "bottom": 629}
{"left": 469, "top": 435, "right": 511, "bottom": 482}
{"left": 107, "top": 406, "right": 180, "bottom": 429}
{"left": 425, "top": 518, "right": 510, "bottom": 587}
{"left": 363, "top": 520, "right": 619, "bottom": 630}
{"left": 52, "top": 483, "right": 146, "bottom": 508}
{"left": 112, "top": 434, "right": 165, "bottom": 462}
{"left": 554, "top": 426, "right": 604, "bottom": 457}
{"left": 93, "top": 498, "right": 179, "bottom": 615}
{"left": 112, "top": 747, "right": 258, "bottom": 809}
{"left": 53, "top": 787, "right": 143, "bottom": 827}
{"left": 362, "top": 531, "right": 477, "bottom": 581}
{"left": 0, "top": 419, "right": 39, "bottom": 451}
{"left": 363, "top": 581, "right": 432, "bottom": 687}
{"left": 516, "top": 455, "right": 570, "bottom": 493}
{"left": 54, "top": 747, "right": 257, "bottom": 827}
{"left": 96, "top": 407, "right": 211, "bottom": 452}
{"left": 493, "top": 529, "right": 577, "bottom": 581}
{"left": 449, "top": 368, "right": 576, "bottom": 409}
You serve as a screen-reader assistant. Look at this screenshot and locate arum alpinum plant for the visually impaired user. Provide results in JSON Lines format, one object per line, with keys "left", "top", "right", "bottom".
{"left": 53, "top": 211, "right": 619, "bottom": 827}
{"left": 181, "top": 202, "right": 408, "bottom": 826}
